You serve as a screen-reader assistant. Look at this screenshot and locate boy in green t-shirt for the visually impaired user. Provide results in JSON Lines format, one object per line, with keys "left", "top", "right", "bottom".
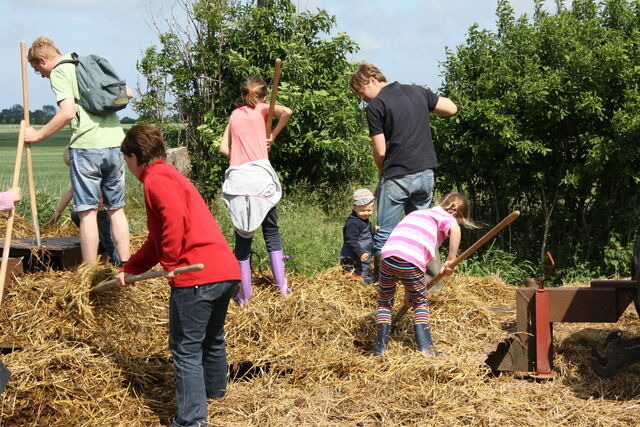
{"left": 24, "top": 37, "right": 131, "bottom": 265}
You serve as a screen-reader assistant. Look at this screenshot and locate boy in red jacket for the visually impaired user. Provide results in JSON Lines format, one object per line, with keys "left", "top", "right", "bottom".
{"left": 116, "top": 124, "right": 240, "bottom": 427}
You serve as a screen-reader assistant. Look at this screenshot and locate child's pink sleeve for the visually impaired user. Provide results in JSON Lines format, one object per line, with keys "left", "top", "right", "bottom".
{"left": 0, "top": 192, "right": 14, "bottom": 211}
{"left": 440, "top": 215, "right": 457, "bottom": 235}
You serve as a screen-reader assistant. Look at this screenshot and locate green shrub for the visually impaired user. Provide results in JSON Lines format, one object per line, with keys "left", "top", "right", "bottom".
{"left": 457, "top": 245, "right": 537, "bottom": 285}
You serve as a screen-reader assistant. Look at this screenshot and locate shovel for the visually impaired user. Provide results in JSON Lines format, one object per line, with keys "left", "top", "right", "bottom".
{"left": 91, "top": 263, "right": 204, "bottom": 293}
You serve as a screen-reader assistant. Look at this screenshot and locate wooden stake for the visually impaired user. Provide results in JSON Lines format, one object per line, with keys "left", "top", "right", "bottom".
{"left": 20, "top": 41, "right": 41, "bottom": 246}
{"left": 0, "top": 121, "right": 27, "bottom": 305}
{"left": 265, "top": 58, "right": 282, "bottom": 140}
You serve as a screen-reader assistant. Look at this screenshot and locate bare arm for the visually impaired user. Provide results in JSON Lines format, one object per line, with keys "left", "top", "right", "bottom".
{"left": 433, "top": 96, "right": 458, "bottom": 117}
{"left": 267, "top": 104, "right": 293, "bottom": 146}
{"left": 24, "top": 98, "right": 76, "bottom": 143}
{"left": 370, "top": 133, "right": 386, "bottom": 173}
{"left": 441, "top": 223, "right": 462, "bottom": 275}
{"left": 47, "top": 187, "right": 73, "bottom": 225}
{"left": 219, "top": 121, "right": 231, "bottom": 158}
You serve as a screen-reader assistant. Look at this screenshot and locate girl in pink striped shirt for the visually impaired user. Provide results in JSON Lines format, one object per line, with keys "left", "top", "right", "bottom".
{"left": 373, "top": 193, "right": 474, "bottom": 356}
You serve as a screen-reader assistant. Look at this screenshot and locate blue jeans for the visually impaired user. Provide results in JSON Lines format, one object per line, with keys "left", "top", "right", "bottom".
{"left": 374, "top": 169, "right": 434, "bottom": 255}
{"left": 69, "top": 147, "right": 126, "bottom": 211}
{"left": 169, "top": 280, "right": 239, "bottom": 427}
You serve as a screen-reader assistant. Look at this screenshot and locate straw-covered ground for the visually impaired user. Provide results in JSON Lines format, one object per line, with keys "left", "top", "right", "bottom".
{"left": 1, "top": 217, "right": 639, "bottom": 426}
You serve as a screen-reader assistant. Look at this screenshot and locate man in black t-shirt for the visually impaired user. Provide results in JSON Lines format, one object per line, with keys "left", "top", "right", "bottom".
{"left": 349, "top": 63, "right": 458, "bottom": 262}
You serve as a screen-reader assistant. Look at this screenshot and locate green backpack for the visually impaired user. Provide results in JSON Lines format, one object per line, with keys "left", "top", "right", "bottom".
{"left": 54, "top": 52, "right": 129, "bottom": 115}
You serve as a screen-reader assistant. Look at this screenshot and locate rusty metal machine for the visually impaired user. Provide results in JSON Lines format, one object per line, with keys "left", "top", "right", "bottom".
{"left": 486, "top": 246, "right": 640, "bottom": 379}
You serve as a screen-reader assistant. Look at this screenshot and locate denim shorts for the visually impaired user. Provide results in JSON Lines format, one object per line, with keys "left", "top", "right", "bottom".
{"left": 70, "top": 147, "right": 126, "bottom": 212}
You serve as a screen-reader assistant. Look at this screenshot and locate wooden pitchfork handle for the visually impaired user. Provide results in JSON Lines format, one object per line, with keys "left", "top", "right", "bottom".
{"left": 0, "top": 121, "right": 27, "bottom": 305}
{"left": 265, "top": 58, "right": 282, "bottom": 140}
{"left": 393, "top": 211, "right": 520, "bottom": 323}
{"left": 20, "top": 41, "right": 41, "bottom": 247}
{"left": 91, "top": 263, "right": 205, "bottom": 293}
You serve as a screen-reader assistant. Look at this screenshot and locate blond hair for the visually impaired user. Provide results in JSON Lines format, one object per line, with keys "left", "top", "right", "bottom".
{"left": 27, "top": 37, "right": 61, "bottom": 66}
{"left": 436, "top": 193, "right": 478, "bottom": 229}
{"left": 237, "top": 76, "right": 267, "bottom": 108}
{"left": 349, "top": 63, "right": 387, "bottom": 93}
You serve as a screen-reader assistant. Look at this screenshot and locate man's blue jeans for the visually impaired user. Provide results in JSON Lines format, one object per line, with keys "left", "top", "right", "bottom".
{"left": 374, "top": 169, "right": 434, "bottom": 255}
{"left": 169, "top": 280, "right": 239, "bottom": 427}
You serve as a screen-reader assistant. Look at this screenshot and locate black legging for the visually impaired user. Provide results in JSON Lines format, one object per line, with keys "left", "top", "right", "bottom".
{"left": 234, "top": 206, "right": 283, "bottom": 261}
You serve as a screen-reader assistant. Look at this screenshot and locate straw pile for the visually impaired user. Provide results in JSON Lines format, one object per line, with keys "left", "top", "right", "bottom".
{"left": 0, "top": 230, "right": 639, "bottom": 425}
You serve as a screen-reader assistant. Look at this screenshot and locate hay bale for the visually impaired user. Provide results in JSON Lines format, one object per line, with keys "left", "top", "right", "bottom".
{"left": 0, "top": 248, "right": 639, "bottom": 425}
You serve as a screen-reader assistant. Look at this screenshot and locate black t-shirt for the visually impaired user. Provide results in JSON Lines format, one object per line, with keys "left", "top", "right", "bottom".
{"left": 365, "top": 82, "right": 439, "bottom": 179}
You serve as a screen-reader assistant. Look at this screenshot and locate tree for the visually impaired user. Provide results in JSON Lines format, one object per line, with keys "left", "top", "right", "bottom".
{"left": 436, "top": 0, "right": 640, "bottom": 276}
{"left": 0, "top": 104, "right": 55, "bottom": 124}
{"left": 135, "top": 0, "right": 374, "bottom": 197}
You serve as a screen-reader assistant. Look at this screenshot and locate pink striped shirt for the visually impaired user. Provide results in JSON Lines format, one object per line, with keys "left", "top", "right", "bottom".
{"left": 229, "top": 103, "right": 270, "bottom": 166}
{"left": 381, "top": 206, "right": 457, "bottom": 271}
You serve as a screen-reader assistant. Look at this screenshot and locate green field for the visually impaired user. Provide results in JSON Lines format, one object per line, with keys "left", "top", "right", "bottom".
{"left": 0, "top": 126, "right": 70, "bottom": 193}
{"left": 0, "top": 126, "right": 145, "bottom": 230}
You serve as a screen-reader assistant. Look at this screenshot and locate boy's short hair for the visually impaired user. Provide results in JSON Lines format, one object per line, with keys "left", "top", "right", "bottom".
{"left": 352, "top": 188, "right": 375, "bottom": 206}
{"left": 121, "top": 124, "right": 167, "bottom": 166}
{"left": 349, "top": 63, "right": 387, "bottom": 93}
{"left": 27, "top": 37, "right": 61, "bottom": 65}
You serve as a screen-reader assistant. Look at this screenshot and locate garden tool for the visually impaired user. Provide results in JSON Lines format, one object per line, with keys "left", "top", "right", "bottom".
{"left": 631, "top": 230, "right": 640, "bottom": 317}
{"left": 266, "top": 58, "right": 282, "bottom": 141}
{"left": 0, "top": 121, "right": 26, "bottom": 304}
{"left": 91, "top": 264, "right": 204, "bottom": 293}
{"left": 21, "top": 41, "right": 41, "bottom": 246}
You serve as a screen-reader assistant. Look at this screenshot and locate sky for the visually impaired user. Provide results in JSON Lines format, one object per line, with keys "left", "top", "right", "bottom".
{"left": 0, "top": 0, "right": 564, "bottom": 116}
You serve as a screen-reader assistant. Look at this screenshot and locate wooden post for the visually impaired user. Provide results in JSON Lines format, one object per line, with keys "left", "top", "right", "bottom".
{"left": 265, "top": 58, "right": 282, "bottom": 140}
{"left": 20, "top": 41, "right": 41, "bottom": 246}
{"left": 0, "top": 121, "right": 27, "bottom": 304}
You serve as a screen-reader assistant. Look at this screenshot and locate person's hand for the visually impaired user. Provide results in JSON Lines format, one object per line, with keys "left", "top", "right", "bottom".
{"left": 266, "top": 135, "right": 276, "bottom": 150}
{"left": 46, "top": 210, "right": 62, "bottom": 226}
{"left": 360, "top": 253, "right": 370, "bottom": 262}
{"left": 7, "top": 187, "right": 21, "bottom": 203}
{"left": 440, "top": 260, "right": 455, "bottom": 276}
{"left": 165, "top": 270, "right": 176, "bottom": 280}
{"left": 24, "top": 127, "right": 40, "bottom": 144}
{"left": 115, "top": 271, "right": 132, "bottom": 287}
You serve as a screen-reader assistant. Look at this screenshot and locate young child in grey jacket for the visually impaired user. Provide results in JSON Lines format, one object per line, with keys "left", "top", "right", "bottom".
{"left": 340, "top": 188, "right": 377, "bottom": 284}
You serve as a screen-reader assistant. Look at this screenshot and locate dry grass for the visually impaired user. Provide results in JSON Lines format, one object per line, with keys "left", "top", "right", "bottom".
{"left": 0, "top": 222, "right": 639, "bottom": 425}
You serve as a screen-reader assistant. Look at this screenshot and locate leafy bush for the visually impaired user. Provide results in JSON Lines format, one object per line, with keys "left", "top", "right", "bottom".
{"left": 457, "top": 245, "right": 537, "bottom": 285}
{"left": 136, "top": 0, "right": 375, "bottom": 198}
{"left": 437, "top": 0, "right": 640, "bottom": 274}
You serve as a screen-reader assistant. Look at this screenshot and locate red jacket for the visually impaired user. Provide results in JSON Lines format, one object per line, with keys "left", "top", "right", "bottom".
{"left": 122, "top": 160, "right": 240, "bottom": 287}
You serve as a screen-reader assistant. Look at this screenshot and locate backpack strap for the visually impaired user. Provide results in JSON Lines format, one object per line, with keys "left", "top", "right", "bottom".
{"left": 53, "top": 52, "right": 79, "bottom": 69}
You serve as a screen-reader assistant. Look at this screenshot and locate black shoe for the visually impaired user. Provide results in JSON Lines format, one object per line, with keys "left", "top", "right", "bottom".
{"left": 373, "top": 323, "right": 390, "bottom": 356}
{"left": 414, "top": 323, "right": 442, "bottom": 356}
